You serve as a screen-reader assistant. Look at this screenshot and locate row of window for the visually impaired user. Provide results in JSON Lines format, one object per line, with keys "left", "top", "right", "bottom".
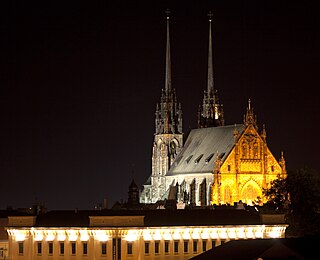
{"left": 18, "top": 239, "right": 224, "bottom": 256}
{"left": 18, "top": 242, "right": 106, "bottom": 256}
{"left": 128, "top": 240, "right": 222, "bottom": 255}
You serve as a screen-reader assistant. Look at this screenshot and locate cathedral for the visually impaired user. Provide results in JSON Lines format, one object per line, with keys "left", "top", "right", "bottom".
{"left": 140, "top": 13, "right": 286, "bottom": 206}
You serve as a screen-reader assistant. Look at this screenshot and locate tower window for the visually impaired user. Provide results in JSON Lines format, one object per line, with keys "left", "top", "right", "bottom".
{"left": 228, "top": 164, "right": 231, "bottom": 171}
{"left": 271, "top": 165, "right": 274, "bottom": 172}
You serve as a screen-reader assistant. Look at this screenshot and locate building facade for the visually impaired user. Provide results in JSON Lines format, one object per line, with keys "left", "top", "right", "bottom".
{"left": 6, "top": 209, "right": 287, "bottom": 260}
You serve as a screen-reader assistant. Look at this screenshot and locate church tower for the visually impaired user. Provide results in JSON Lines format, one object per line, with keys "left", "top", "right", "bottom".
{"left": 140, "top": 11, "right": 183, "bottom": 204}
{"left": 198, "top": 12, "right": 224, "bottom": 128}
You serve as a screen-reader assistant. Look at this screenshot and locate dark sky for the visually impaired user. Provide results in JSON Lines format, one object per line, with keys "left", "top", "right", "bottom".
{"left": 0, "top": 1, "right": 319, "bottom": 210}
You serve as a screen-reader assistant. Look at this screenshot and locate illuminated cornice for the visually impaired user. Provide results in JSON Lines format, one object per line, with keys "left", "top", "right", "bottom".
{"left": 6, "top": 225, "right": 287, "bottom": 242}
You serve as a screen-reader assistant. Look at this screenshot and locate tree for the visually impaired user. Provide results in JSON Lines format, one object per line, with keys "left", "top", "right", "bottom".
{"left": 263, "top": 167, "right": 320, "bottom": 237}
{"left": 263, "top": 177, "right": 289, "bottom": 210}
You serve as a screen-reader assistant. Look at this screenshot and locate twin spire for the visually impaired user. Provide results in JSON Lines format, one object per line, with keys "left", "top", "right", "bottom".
{"left": 156, "top": 10, "right": 224, "bottom": 135}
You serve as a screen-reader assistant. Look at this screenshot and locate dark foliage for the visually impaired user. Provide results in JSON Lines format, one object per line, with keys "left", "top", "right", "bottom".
{"left": 263, "top": 167, "right": 320, "bottom": 237}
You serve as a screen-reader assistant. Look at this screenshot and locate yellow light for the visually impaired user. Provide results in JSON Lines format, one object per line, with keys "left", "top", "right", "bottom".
{"left": 12, "top": 230, "right": 27, "bottom": 241}
{"left": 45, "top": 231, "right": 55, "bottom": 241}
{"left": 236, "top": 228, "right": 245, "bottom": 239}
{"left": 92, "top": 230, "right": 109, "bottom": 242}
{"left": 124, "top": 230, "right": 138, "bottom": 242}
{"left": 80, "top": 230, "right": 90, "bottom": 241}
{"left": 227, "top": 228, "right": 236, "bottom": 239}
{"left": 31, "top": 229, "right": 44, "bottom": 241}
{"left": 67, "top": 230, "right": 78, "bottom": 241}
{"left": 57, "top": 230, "right": 66, "bottom": 241}
{"left": 218, "top": 228, "right": 227, "bottom": 239}
{"left": 172, "top": 230, "right": 181, "bottom": 240}
{"left": 182, "top": 229, "right": 191, "bottom": 240}
{"left": 142, "top": 230, "right": 152, "bottom": 241}
{"left": 153, "top": 230, "right": 162, "bottom": 241}
{"left": 246, "top": 227, "right": 254, "bottom": 239}
{"left": 162, "top": 232, "right": 172, "bottom": 240}
{"left": 254, "top": 227, "right": 264, "bottom": 238}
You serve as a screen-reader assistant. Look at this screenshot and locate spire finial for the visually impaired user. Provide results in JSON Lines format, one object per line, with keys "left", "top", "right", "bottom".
{"left": 165, "top": 8, "right": 172, "bottom": 94}
{"left": 248, "top": 98, "right": 251, "bottom": 110}
{"left": 208, "top": 10, "right": 213, "bottom": 22}
{"left": 165, "top": 8, "right": 171, "bottom": 19}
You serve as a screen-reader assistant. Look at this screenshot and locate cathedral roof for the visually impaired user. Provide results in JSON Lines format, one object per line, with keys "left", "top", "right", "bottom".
{"left": 167, "top": 124, "right": 244, "bottom": 176}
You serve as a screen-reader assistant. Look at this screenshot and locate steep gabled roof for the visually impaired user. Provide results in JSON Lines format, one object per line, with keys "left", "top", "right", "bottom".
{"left": 167, "top": 124, "right": 244, "bottom": 176}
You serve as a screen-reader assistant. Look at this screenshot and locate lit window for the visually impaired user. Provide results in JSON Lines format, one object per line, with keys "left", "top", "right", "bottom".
{"left": 202, "top": 240, "right": 207, "bottom": 251}
{"left": 165, "top": 241, "right": 169, "bottom": 254}
{"left": 18, "top": 242, "right": 23, "bottom": 255}
{"left": 155, "top": 241, "right": 159, "bottom": 254}
{"left": 127, "top": 242, "right": 133, "bottom": 255}
{"left": 71, "top": 242, "right": 76, "bottom": 255}
{"left": 48, "top": 242, "right": 53, "bottom": 255}
{"left": 144, "top": 242, "right": 149, "bottom": 254}
{"left": 101, "top": 242, "right": 107, "bottom": 255}
{"left": 60, "top": 243, "right": 64, "bottom": 255}
{"left": 83, "top": 242, "right": 88, "bottom": 255}
{"left": 37, "top": 242, "right": 42, "bottom": 255}
{"left": 184, "top": 241, "right": 188, "bottom": 253}
{"left": 174, "top": 241, "right": 179, "bottom": 253}
{"left": 193, "top": 240, "right": 198, "bottom": 253}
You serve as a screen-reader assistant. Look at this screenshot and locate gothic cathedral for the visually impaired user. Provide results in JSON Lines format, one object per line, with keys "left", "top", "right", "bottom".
{"left": 140, "top": 13, "right": 286, "bottom": 206}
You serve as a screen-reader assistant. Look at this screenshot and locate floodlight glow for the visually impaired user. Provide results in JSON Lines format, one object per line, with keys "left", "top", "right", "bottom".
{"left": 80, "top": 230, "right": 90, "bottom": 241}
{"left": 67, "top": 230, "right": 78, "bottom": 241}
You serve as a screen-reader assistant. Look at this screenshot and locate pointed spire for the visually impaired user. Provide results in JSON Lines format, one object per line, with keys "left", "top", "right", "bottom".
{"left": 165, "top": 9, "right": 171, "bottom": 94}
{"left": 207, "top": 11, "right": 214, "bottom": 96}
{"left": 244, "top": 99, "right": 258, "bottom": 129}
{"left": 198, "top": 11, "right": 224, "bottom": 129}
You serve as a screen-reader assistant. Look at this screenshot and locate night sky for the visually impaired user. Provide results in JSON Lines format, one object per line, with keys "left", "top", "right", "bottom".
{"left": 1, "top": 1, "right": 319, "bottom": 210}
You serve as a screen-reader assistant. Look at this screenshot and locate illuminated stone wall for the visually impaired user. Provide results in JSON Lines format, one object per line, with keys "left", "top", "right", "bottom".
{"left": 212, "top": 124, "right": 286, "bottom": 205}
